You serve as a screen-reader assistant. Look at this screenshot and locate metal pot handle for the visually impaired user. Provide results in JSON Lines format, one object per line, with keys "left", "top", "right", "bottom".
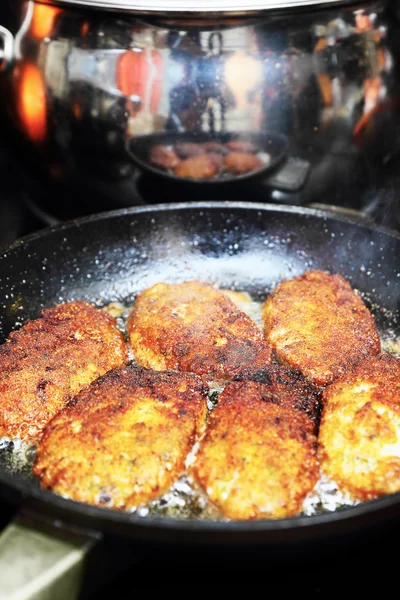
{"left": 0, "top": 510, "right": 96, "bottom": 600}
{"left": 0, "top": 25, "right": 14, "bottom": 73}
{"left": 305, "top": 203, "right": 376, "bottom": 227}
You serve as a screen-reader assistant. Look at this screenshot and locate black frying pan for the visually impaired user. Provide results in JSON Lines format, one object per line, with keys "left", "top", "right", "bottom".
{"left": 125, "top": 131, "right": 288, "bottom": 186}
{"left": 0, "top": 201, "right": 400, "bottom": 552}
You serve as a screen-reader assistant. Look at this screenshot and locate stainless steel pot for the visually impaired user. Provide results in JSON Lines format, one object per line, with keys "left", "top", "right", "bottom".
{"left": 1, "top": 0, "right": 400, "bottom": 213}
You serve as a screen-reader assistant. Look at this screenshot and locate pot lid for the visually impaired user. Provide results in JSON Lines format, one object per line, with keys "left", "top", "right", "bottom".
{"left": 49, "top": 0, "right": 357, "bottom": 14}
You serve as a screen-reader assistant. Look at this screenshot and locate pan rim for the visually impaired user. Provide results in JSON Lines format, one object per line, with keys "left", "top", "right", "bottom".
{"left": 4, "top": 200, "right": 400, "bottom": 253}
{"left": 1, "top": 200, "right": 400, "bottom": 537}
{"left": 1, "top": 464, "right": 400, "bottom": 535}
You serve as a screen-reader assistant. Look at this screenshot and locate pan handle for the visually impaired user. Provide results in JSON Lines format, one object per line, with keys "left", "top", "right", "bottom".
{"left": 0, "top": 509, "right": 96, "bottom": 600}
{"left": 305, "top": 203, "right": 376, "bottom": 227}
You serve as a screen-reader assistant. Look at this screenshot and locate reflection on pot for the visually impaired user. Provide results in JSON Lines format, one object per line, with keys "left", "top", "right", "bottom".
{"left": 1, "top": 0, "right": 400, "bottom": 206}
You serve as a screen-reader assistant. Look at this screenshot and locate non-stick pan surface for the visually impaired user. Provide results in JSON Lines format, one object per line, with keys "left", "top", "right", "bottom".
{"left": 0, "top": 201, "right": 399, "bottom": 547}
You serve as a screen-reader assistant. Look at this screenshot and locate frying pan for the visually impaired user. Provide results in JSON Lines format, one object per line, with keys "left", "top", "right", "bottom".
{"left": 0, "top": 201, "right": 400, "bottom": 596}
{"left": 125, "top": 131, "right": 288, "bottom": 185}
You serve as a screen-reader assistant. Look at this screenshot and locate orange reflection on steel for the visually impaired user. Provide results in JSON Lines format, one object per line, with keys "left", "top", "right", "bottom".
{"left": 317, "top": 74, "right": 333, "bottom": 106}
{"left": 117, "top": 50, "right": 163, "bottom": 114}
{"left": 81, "top": 22, "right": 89, "bottom": 38}
{"left": 72, "top": 102, "right": 82, "bottom": 121}
{"left": 224, "top": 51, "right": 263, "bottom": 109}
{"left": 15, "top": 62, "right": 47, "bottom": 143}
{"left": 30, "top": 4, "right": 61, "bottom": 39}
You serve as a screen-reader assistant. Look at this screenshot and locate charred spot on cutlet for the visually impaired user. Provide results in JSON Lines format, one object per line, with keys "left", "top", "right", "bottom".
{"left": 234, "top": 364, "right": 322, "bottom": 432}
{"left": 37, "top": 380, "right": 49, "bottom": 398}
{"left": 174, "top": 343, "right": 190, "bottom": 358}
{"left": 127, "top": 281, "right": 273, "bottom": 383}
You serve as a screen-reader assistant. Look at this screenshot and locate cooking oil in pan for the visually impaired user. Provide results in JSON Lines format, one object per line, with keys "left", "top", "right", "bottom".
{"left": 0, "top": 285, "right": 399, "bottom": 520}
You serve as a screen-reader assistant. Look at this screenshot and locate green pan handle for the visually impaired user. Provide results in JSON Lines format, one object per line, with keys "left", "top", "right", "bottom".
{"left": 0, "top": 510, "right": 96, "bottom": 600}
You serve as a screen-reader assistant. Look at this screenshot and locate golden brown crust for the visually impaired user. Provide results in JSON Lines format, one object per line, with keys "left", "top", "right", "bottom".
{"left": 318, "top": 353, "right": 400, "bottom": 501}
{"left": 224, "top": 152, "right": 264, "bottom": 175}
{"left": 0, "top": 301, "right": 128, "bottom": 442}
{"left": 190, "top": 380, "right": 319, "bottom": 520}
{"left": 262, "top": 270, "right": 381, "bottom": 386}
{"left": 173, "top": 155, "right": 219, "bottom": 179}
{"left": 33, "top": 364, "right": 208, "bottom": 509}
{"left": 127, "top": 280, "right": 273, "bottom": 382}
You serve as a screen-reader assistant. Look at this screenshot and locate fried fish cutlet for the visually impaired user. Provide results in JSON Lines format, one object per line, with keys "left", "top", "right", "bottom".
{"left": 224, "top": 152, "right": 264, "bottom": 175}
{"left": 33, "top": 364, "right": 208, "bottom": 510}
{"left": 0, "top": 301, "right": 128, "bottom": 442}
{"left": 190, "top": 379, "right": 319, "bottom": 520}
{"left": 262, "top": 270, "right": 381, "bottom": 386}
{"left": 318, "top": 353, "right": 400, "bottom": 502}
{"left": 173, "top": 154, "right": 219, "bottom": 180}
{"left": 127, "top": 280, "right": 273, "bottom": 383}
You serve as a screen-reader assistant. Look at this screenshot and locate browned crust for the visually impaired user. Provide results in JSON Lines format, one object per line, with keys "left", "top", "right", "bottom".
{"left": 318, "top": 353, "right": 400, "bottom": 501}
{"left": 190, "top": 380, "right": 319, "bottom": 520}
{"left": 224, "top": 152, "right": 264, "bottom": 175}
{"left": 0, "top": 301, "right": 128, "bottom": 442}
{"left": 234, "top": 364, "right": 322, "bottom": 432}
{"left": 127, "top": 280, "right": 273, "bottom": 382}
{"left": 33, "top": 364, "right": 208, "bottom": 509}
{"left": 173, "top": 155, "right": 219, "bottom": 179}
{"left": 323, "top": 352, "right": 400, "bottom": 409}
{"left": 262, "top": 270, "right": 381, "bottom": 386}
